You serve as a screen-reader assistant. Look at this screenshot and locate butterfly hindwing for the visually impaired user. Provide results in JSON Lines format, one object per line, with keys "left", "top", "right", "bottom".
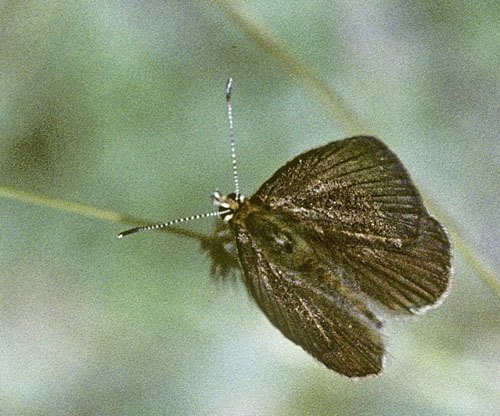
{"left": 339, "top": 215, "right": 451, "bottom": 312}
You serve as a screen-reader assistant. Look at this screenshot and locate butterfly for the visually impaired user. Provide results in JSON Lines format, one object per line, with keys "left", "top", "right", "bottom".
{"left": 119, "top": 79, "right": 452, "bottom": 378}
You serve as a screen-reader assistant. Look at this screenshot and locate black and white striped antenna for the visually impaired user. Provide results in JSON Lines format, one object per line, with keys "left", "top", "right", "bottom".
{"left": 117, "top": 78, "right": 239, "bottom": 238}
{"left": 226, "top": 78, "right": 240, "bottom": 199}
{"left": 117, "top": 211, "right": 226, "bottom": 238}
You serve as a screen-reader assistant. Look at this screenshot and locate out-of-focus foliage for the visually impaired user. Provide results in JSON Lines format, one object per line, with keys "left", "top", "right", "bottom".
{"left": 0, "top": 1, "right": 498, "bottom": 415}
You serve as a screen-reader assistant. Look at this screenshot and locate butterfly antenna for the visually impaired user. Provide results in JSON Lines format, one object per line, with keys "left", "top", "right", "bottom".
{"left": 117, "top": 210, "right": 231, "bottom": 238}
{"left": 226, "top": 78, "right": 240, "bottom": 199}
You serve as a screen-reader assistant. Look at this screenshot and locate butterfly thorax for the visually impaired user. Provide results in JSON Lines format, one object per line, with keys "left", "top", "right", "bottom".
{"left": 230, "top": 201, "right": 321, "bottom": 275}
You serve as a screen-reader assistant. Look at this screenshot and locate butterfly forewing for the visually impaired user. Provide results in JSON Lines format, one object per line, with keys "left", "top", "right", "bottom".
{"left": 234, "top": 224, "right": 385, "bottom": 377}
{"left": 251, "top": 136, "right": 426, "bottom": 246}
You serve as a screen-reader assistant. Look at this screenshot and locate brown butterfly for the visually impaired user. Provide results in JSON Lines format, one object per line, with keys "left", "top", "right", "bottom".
{"left": 119, "top": 79, "right": 452, "bottom": 378}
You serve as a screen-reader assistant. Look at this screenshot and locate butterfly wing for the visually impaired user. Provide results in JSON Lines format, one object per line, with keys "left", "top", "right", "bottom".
{"left": 339, "top": 215, "right": 451, "bottom": 312}
{"left": 234, "top": 224, "right": 385, "bottom": 377}
{"left": 250, "top": 136, "right": 451, "bottom": 312}
{"left": 252, "top": 136, "right": 426, "bottom": 244}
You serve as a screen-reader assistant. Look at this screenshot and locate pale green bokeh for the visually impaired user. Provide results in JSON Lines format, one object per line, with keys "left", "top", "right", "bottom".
{"left": 1, "top": 1, "right": 499, "bottom": 415}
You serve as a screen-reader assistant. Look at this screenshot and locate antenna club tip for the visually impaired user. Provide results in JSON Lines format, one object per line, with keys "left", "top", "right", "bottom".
{"left": 226, "top": 78, "right": 233, "bottom": 95}
{"left": 117, "top": 227, "right": 142, "bottom": 238}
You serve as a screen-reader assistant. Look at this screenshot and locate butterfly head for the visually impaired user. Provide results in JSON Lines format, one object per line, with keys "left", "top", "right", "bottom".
{"left": 213, "top": 190, "right": 245, "bottom": 222}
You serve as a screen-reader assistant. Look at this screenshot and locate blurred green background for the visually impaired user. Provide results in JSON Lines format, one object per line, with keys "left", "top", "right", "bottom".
{"left": 1, "top": 1, "right": 499, "bottom": 415}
